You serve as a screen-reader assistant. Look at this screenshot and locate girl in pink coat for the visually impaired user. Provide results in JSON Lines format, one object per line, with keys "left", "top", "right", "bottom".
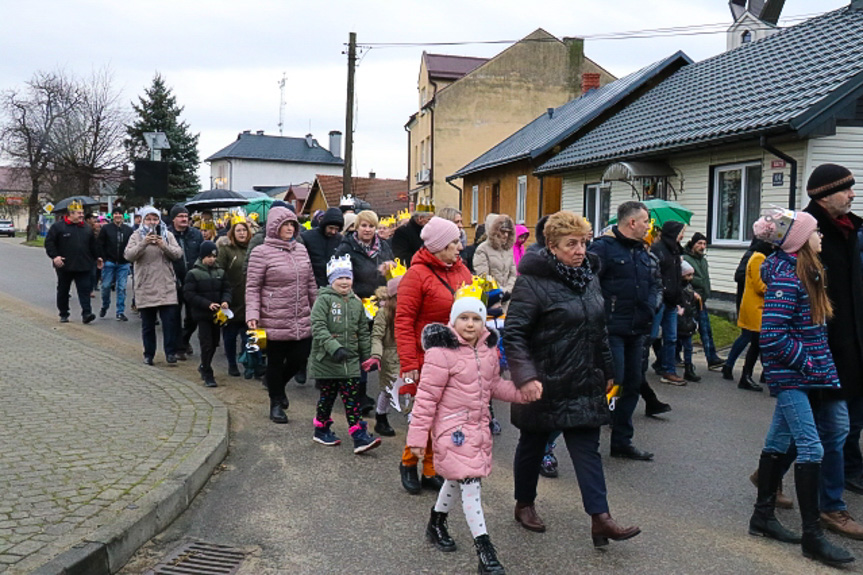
{"left": 407, "top": 295, "right": 530, "bottom": 575}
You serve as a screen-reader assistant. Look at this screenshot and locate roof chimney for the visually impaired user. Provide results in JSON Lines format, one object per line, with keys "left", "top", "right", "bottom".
{"left": 242, "top": 130, "right": 251, "bottom": 135}
{"left": 256, "top": 130, "right": 264, "bottom": 136}
{"left": 305, "top": 133, "right": 314, "bottom": 147}
{"left": 329, "top": 130, "right": 342, "bottom": 159}
{"left": 582, "top": 73, "right": 601, "bottom": 94}
{"left": 369, "top": 170, "right": 376, "bottom": 179}
{"left": 547, "top": 108, "right": 554, "bottom": 119}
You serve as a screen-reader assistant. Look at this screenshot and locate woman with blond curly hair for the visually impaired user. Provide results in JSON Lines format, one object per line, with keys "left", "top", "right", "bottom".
{"left": 504, "top": 210, "right": 641, "bottom": 548}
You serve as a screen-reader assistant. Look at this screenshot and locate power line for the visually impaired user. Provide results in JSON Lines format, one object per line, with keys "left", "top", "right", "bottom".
{"left": 356, "top": 11, "right": 825, "bottom": 48}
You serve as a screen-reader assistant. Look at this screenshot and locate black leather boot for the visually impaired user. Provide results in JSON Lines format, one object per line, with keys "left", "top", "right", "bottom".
{"left": 738, "top": 373, "right": 763, "bottom": 392}
{"left": 374, "top": 413, "right": 396, "bottom": 436}
{"left": 269, "top": 401, "right": 288, "bottom": 424}
{"left": 796, "top": 462, "right": 855, "bottom": 566}
{"left": 683, "top": 363, "right": 701, "bottom": 382}
{"left": 749, "top": 452, "right": 800, "bottom": 543}
{"left": 400, "top": 463, "right": 421, "bottom": 494}
{"left": 426, "top": 508, "right": 457, "bottom": 552}
{"left": 474, "top": 534, "right": 505, "bottom": 574}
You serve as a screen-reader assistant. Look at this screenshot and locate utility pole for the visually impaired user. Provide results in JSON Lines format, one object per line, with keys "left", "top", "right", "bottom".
{"left": 343, "top": 32, "right": 356, "bottom": 199}
{"left": 278, "top": 72, "right": 286, "bottom": 136}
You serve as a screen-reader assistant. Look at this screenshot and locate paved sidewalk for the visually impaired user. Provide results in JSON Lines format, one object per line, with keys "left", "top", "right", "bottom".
{"left": 0, "top": 305, "right": 228, "bottom": 574}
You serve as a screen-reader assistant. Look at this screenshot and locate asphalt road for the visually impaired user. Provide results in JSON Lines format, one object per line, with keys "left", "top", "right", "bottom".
{"left": 2, "top": 235, "right": 861, "bottom": 574}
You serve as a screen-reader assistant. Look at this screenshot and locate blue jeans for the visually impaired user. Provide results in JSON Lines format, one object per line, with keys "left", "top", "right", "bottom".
{"left": 680, "top": 334, "right": 693, "bottom": 364}
{"left": 764, "top": 389, "right": 824, "bottom": 463}
{"left": 844, "top": 396, "right": 863, "bottom": 480}
{"left": 100, "top": 261, "right": 130, "bottom": 315}
{"left": 724, "top": 330, "right": 754, "bottom": 370}
{"left": 697, "top": 306, "right": 721, "bottom": 363}
{"left": 650, "top": 304, "right": 664, "bottom": 340}
{"left": 811, "top": 395, "right": 850, "bottom": 512}
{"left": 660, "top": 305, "right": 679, "bottom": 375}
{"left": 608, "top": 334, "right": 646, "bottom": 449}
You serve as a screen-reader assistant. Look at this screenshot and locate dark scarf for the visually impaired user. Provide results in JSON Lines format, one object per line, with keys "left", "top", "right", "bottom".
{"left": 547, "top": 251, "right": 593, "bottom": 293}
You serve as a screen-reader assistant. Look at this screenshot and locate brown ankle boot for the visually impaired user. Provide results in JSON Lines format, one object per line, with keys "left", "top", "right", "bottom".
{"left": 514, "top": 502, "right": 546, "bottom": 532}
{"left": 591, "top": 512, "right": 641, "bottom": 547}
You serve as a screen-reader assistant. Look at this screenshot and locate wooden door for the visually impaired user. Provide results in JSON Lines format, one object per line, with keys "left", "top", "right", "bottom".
{"left": 491, "top": 183, "right": 500, "bottom": 214}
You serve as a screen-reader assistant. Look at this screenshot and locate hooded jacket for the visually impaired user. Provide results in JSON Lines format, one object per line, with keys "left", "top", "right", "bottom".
{"left": 474, "top": 214, "right": 517, "bottom": 294}
{"left": 123, "top": 227, "right": 183, "bottom": 308}
{"left": 370, "top": 305, "right": 400, "bottom": 386}
{"left": 301, "top": 207, "right": 345, "bottom": 287}
{"left": 183, "top": 259, "right": 232, "bottom": 323}
{"left": 215, "top": 233, "right": 248, "bottom": 322}
{"left": 394, "top": 247, "right": 473, "bottom": 374}
{"left": 760, "top": 251, "right": 840, "bottom": 392}
{"left": 245, "top": 207, "right": 318, "bottom": 341}
{"left": 334, "top": 232, "right": 395, "bottom": 299}
{"left": 804, "top": 200, "right": 863, "bottom": 400}
{"left": 683, "top": 246, "right": 711, "bottom": 301}
{"left": 513, "top": 224, "right": 530, "bottom": 268}
{"left": 651, "top": 221, "right": 685, "bottom": 307}
{"left": 407, "top": 323, "right": 522, "bottom": 480}
{"left": 309, "top": 286, "right": 371, "bottom": 380}
{"left": 45, "top": 218, "right": 98, "bottom": 273}
{"left": 391, "top": 217, "right": 425, "bottom": 268}
{"left": 738, "top": 251, "right": 768, "bottom": 332}
{"left": 504, "top": 250, "right": 615, "bottom": 432}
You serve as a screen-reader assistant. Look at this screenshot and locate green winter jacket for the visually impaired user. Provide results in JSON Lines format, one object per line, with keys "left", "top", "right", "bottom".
{"left": 215, "top": 236, "right": 248, "bottom": 322}
{"left": 683, "top": 249, "right": 711, "bottom": 301}
{"left": 309, "top": 286, "right": 371, "bottom": 380}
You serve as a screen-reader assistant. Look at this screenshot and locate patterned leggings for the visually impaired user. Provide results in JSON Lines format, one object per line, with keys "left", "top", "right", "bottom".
{"left": 433, "top": 478, "right": 487, "bottom": 538}
{"left": 316, "top": 378, "right": 361, "bottom": 426}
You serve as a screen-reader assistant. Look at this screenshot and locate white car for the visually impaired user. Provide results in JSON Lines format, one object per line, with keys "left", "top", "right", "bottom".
{"left": 0, "top": 220, "right": 15, "bottom": 237}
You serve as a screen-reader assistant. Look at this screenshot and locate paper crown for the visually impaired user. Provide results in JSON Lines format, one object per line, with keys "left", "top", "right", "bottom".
{"left": 753, "top": 206, "right": 795, "bottom": 247}
{"left": 248, "top": 212, "right": 259, "bottom": 222}
{"left": 384, "top": 259, "right": 407, "bottom": 281}
{"left": 362, "top": 297, "right": 379, "bottom": 320}
{"left": 200, "top": 220, "right": 216, "bottom": 231}
{"left": 246, "top": 328, "right": 267, "bottom": 352}
{"left": 380, "top": 216, "right": 397, "bottom": 227}
{"left": 302, "top": 220, "right": 312, "bottom": 230}
{"left": 326, "top": 254, "right": 353, "bottom": 280}
{"left": 229, "top": 209, "right": 248, "bottom": 227}
{"left": 396, "top": 209, "right": 411, "bottom": 222}
{"left": 340, "top": 194, "right": 354, "bottom": 207}
{"left": 68, "top": 199, "right": 84, "bottom": 211}
{"left": 415, "top": 198, "right": 435, "bottom": 213}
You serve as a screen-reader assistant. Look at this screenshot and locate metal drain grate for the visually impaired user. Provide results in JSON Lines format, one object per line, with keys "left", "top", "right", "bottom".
{"left": 146, "top": 540, "right": 246, "bottom": 575}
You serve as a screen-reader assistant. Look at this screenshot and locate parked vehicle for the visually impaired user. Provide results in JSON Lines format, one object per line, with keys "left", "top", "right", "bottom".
{"left": 0, "top": 220, "right": 15, "bottom": 237}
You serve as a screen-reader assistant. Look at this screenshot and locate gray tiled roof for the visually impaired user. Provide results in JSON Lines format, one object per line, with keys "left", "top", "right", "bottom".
{"left": 451, "top": 51, "right": 692, "bottom": 179}
{"left": 205, "top": 133, "right": 344, "bottom": 165}
{"left": 538, "top": 6, "right": 863, "bottom": 174}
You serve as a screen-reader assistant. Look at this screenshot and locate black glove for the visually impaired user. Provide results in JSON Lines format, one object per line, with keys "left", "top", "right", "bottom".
{"left": 332, "top": 347, "right": 350, "bottom": 363}
{"left": 501, "top": 291, "right": 512, "bottom": 303}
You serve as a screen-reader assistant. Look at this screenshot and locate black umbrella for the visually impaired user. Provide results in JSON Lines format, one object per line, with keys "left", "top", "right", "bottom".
{"left": 183, "top": 189, "right": 249, "bottom": 211}
{"left": 52, "top": 196, "right": 100, "bottom": 213}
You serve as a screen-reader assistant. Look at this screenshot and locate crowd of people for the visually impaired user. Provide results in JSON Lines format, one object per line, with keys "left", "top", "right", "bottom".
{"left": 41, "top": 161, "right": 863, "bottom": 572}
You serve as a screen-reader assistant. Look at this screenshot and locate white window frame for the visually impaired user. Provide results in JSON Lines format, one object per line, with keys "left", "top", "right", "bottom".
{"left": 584, "top": 182, "right": 611, "bottom": 237}
{"left": 471, "top": 185, "right": 479, "bottom": 224}
{"left": 516, "top": 175, "right": 527, "bottom": 224}
{"left": 711, "top": 161, "right": 762, "bottom": 246}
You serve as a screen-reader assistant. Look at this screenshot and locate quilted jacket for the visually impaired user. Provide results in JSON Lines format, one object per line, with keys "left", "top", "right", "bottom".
{"left": 504, "top": 250, "right": 615, "bottom": 432}
{"left": 407, "top": 324, "right": 522, "bottom": 480}
{"left": 474, "top": 214, "right": 517, "bottom": 294}
{"left": 123, "top": 229, "right": 183, "bottom": 308}
{"left": 183, "top": 260, "right": 232, "bottom": 323}
{"left": 308, "top": 286, "right": 371, "bottom": 380}
{"left": 245, "top": 208, "right": 318, "bottom": 341}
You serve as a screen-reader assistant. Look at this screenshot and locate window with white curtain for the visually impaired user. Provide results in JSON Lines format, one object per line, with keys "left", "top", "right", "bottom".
{"left": 516, "top": 175, "right": 527, "bottom": 224}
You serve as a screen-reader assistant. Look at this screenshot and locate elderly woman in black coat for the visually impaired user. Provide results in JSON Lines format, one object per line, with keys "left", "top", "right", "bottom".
{"left": 504, "top": 210, "right": 641, "bottom": 548}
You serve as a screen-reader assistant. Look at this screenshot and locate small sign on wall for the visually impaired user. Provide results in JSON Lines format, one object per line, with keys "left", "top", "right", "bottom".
{"left": 771, "top": 160, "right": 787, "bottom": 169}
{"left": 773, "top": 173, "right": 784, "bottom": 187}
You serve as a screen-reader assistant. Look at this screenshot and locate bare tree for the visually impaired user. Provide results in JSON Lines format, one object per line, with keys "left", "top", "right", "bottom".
{"left": 0, "top": 70, "right": 81, "bottom": 241}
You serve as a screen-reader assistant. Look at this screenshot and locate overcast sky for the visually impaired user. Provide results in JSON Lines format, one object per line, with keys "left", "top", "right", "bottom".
{"left": 0, "top": 0, "right": 849, "bottom": 189}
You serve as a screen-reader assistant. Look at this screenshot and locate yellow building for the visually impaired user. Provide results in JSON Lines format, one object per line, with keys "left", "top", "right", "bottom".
{"left": 405, "top": 29, "right": 614, "bottom": 210}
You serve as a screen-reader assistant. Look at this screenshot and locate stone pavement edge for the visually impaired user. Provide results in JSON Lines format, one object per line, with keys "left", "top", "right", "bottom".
{"left": 0, "top": 292, "right": 228, "bottom": 575}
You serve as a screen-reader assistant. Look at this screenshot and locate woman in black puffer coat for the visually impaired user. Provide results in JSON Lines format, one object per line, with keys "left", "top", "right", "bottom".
{"left": 334, "top": 210, "right": 395, "bottom": 299}
{"left": 504, "top": 210, "right": 641, "bottom": 548}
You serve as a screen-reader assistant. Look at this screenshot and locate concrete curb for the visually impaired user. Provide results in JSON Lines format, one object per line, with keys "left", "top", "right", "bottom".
{"left": 31, "top": 399, "right": 229, "bottom": 575}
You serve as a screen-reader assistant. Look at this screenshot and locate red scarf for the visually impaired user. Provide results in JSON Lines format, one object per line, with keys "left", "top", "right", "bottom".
{"left": 64, "top": 215, "right": 84, "bottom": 227}
{"left": 832, "top": 214, "right": 855, "bottom": 239}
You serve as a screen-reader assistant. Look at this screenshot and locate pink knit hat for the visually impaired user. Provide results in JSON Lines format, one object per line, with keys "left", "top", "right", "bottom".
{"left": 753, "top": 208, "right": 818, "bottom": 254}
{"left": 420, "top": 216, "right": 460, "bottom": 253}
{"left": 780, "top": 212, "right": 818, "bottom": 253}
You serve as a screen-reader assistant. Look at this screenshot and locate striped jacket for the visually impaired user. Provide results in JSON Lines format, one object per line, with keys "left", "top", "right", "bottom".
{"left": 759, "top": 251, "right": 839, "bottom": 392}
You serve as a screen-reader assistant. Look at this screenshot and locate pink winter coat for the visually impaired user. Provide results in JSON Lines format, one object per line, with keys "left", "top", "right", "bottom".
{"left": 407, "top": 323, "right": 523, "bottom": 480}
{"left": 245, "top": 207, "right": 318, "bottom": 341}
{"left": 513, "top": 224, "right": 530, "bottom": 268}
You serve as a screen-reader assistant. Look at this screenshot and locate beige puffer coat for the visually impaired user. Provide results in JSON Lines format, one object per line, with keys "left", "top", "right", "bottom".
{"left": 473, "top": 214, "right": 517, "bottom": 294}
{"left": 124, "top": 229, "right": 183, "bottom": 308}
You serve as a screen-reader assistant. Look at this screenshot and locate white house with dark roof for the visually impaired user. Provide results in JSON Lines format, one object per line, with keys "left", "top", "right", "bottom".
{"left": 538, "top": 2, "right": 863, "bottom": 299}
{"left": 205, "top": 130, "right": 343, "bottom": 193}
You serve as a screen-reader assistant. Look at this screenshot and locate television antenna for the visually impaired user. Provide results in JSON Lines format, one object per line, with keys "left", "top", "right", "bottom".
{"left": 278, "top": 72, "right": 287, "bottom": 136}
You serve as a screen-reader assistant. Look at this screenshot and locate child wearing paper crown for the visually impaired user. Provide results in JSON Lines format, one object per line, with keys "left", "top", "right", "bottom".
{"left": 308, "top": 255, "right": 381, "bottom": 454}
{"left": 407, "top": 291, "right": 531, "bottom": 574}
{"left": 183, "top": 240, "right": 232, "bottom": 388}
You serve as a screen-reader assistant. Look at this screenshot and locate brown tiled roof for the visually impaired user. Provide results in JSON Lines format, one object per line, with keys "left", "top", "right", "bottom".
{"left": 424, "top": 53, "right": 489, "bottom": 81}
{"left": 285, "top": 183, "right": 311, "bottom": 202}
{"left": 307, "top": 175, "right": 409, "bottom": 216}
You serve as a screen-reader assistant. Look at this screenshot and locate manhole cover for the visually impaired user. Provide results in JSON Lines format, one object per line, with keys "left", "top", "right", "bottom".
{"left": 146, "top": 541, "right": 246, "bottom": 574}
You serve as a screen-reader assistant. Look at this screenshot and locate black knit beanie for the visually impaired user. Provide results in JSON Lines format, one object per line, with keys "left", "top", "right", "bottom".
{"left": 169, "top": 204, "right": 189, "bottom": 220}
{"left": 807, "top": 163, "right": 855, "bottom": 199}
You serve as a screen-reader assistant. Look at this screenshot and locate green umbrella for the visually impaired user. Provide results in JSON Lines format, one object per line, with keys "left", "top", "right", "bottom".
{"left": 608, "top": 198, "right": 692, "bottom": 226}
{"left": 244, "top": 197, "right": 275, "bottom": 222}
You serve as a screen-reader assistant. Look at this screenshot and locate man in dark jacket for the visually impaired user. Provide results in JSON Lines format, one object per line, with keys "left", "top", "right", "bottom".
{"left": 392, "top": 210, "right": 432, "bottom": 267}
{"left": 588, "top": 201, "right": 660, "bottom": 460}
{"left": 96, "top": 207, "right": 134, "bottom": 321}
{"left": 168, "top": 204, "right": 204, "bottom": 359}
{"left": 652, "top": 220, "right": 687, "bottom": 385}
{"left": 804, "top": 163, "right": 863, "bottom": 539}
{"left": 301, "top": 207, "right": 344, "bottom": 287}
{"left": 45, "top": 203, "right": 100, "bottom": 323}
{"left": 683, "top": 232, "right": 725, "bottom": 369}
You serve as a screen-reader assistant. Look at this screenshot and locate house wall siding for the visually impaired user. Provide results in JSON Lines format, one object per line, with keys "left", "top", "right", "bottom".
{"left": 805, "top": 126, "right": 863, "bottom": 190}
{"left": 561, "top": 139, "right": 808, "bottom": 297}
{"left": 210, "top": 159, "right": 341, "bottom": 193}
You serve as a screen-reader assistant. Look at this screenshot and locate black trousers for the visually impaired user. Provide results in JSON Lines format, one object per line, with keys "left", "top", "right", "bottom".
{"left": 513, "top": 427, "right": 609, "bottom": 515}
{"left": 197, "top": 321, "right": 221, "bottom": 377}
{"left": 175, "top": 284, "right": 198, "bottom": 348}
{"left": 56, "top": 269, "right": 92, "bottom": 318}
{"left": 266, "top": 338, "right": 312, "bottom": 402}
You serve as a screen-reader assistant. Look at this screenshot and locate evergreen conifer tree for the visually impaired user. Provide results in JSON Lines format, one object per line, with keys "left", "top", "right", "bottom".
{"left": 126, "top": 73, "right": 200, "bottom": 205}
